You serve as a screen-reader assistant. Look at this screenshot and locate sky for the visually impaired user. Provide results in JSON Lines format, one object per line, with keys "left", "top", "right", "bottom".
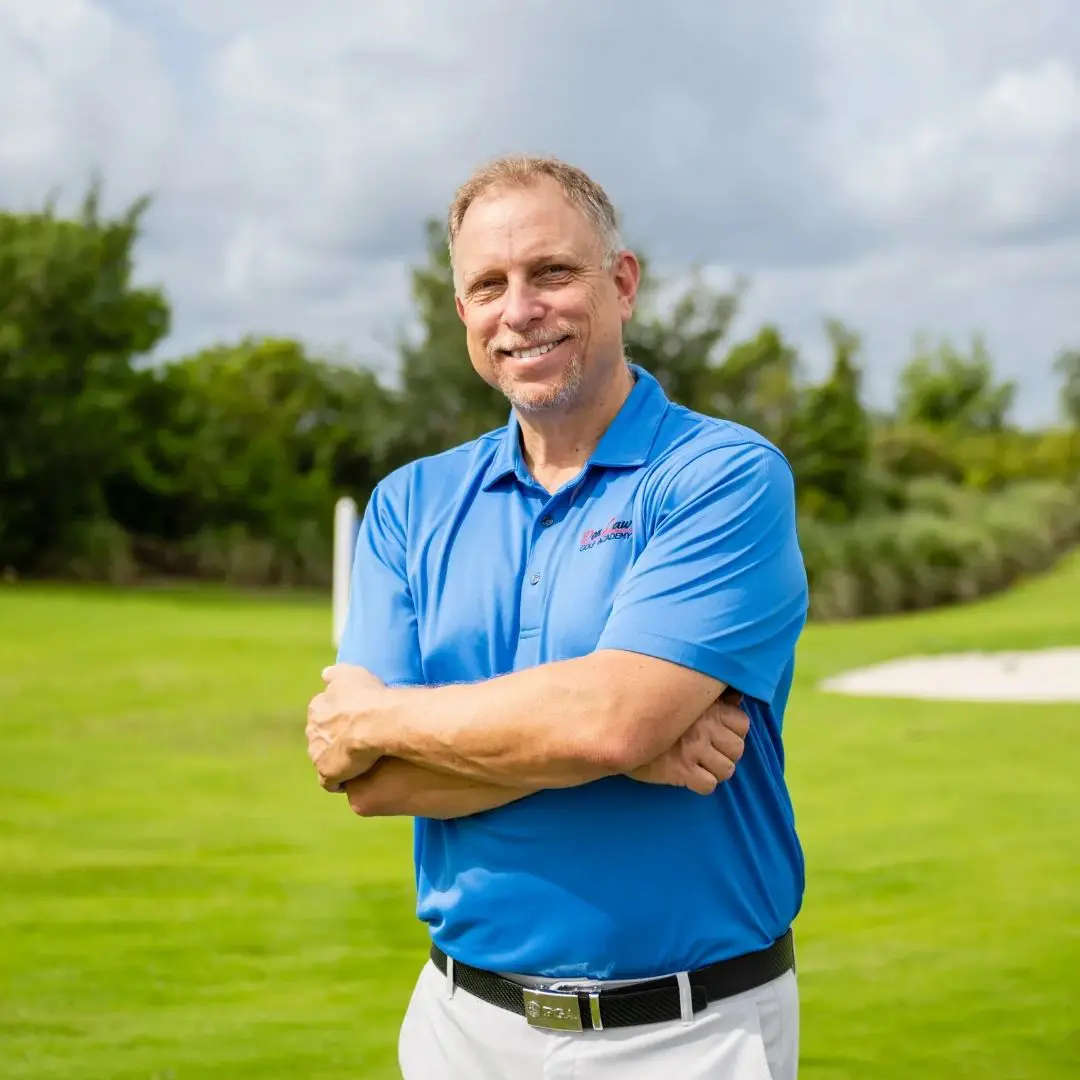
{"left": 2, "top": 0, "right": 1079, "bottom": 424}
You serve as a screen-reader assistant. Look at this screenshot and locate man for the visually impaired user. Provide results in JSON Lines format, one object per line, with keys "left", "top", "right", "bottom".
{"left": 306, "top": 155, "right": 809, "bottom": 1079}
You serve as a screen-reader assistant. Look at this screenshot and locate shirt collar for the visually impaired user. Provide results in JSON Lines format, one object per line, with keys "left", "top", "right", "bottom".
{"left": 480, "top": 363, "right": 670, "bottom": 490}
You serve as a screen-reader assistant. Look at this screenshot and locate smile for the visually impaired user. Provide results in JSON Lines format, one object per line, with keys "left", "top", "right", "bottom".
{"left": 501, "top": 336, "right": 570, "bottom": 360}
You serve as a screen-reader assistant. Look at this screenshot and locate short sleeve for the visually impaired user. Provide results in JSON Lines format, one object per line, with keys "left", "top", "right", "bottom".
{"left": 595, "top": 443, "right": 808, "bottom": 704}
{"left": 336, "top": 478, "right": 424, "bottom": 687}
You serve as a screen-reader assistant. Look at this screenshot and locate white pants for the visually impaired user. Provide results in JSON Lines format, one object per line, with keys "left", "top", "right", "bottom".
{"left": 398, "top": 959, "right": 799, "bottom": 1079}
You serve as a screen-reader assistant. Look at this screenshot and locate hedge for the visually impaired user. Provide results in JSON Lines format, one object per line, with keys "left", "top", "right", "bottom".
{"left": 800, "top": 479, "right": 1080, "bottom": 620}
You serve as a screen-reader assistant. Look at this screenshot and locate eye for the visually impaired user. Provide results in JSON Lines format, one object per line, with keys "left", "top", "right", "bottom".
{"left": 469, "top": 278, "right": 502, "bottom": 298}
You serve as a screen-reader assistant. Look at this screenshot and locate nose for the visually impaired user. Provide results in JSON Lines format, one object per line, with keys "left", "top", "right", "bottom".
{"left": 500, "top": 277, "right": 546, "bottom": 333}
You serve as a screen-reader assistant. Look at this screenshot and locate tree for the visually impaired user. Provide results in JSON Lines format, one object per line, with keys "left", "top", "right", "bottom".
{"left": 381, "top": 219, "right": 510, "bottom": 466}
{"left": 1054, "top": 346, "right": 1080, "bottom": 426}
{"left": 0, "top": 181, "right": 170, "bottom": 571}
{"left": 624, "top": 264, "right": 745, "bottom": 413}
{"left": 788, "top": 319, "right": 872, "bottom": 522}
{"left": 107, "top": 337, "right": 392, "bottom": 562}
{"left": 706, "top": 324, "right": 803, "bottom": 448}
{"left": 896, "top": 334, "right": 1016, "bottom": 432}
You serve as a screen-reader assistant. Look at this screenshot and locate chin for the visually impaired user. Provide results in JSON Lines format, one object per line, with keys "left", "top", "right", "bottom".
{"left": 502, "top": 358, "right": 585, "bottom": 414}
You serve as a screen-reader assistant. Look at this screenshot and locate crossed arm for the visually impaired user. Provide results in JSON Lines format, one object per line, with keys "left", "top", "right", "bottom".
{"left": 316, "top": 444, "right": 807, "bottom": 820}
{"left": 315, "top": 651, "right": 737, "bottom": 818}
{"left": 343, "top": 759, "right": 537, "bottom": 819}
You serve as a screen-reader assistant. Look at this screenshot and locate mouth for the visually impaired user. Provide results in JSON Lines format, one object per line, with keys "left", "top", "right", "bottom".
{"left": 498, "top": 335, "right": 571, "bottom": 361}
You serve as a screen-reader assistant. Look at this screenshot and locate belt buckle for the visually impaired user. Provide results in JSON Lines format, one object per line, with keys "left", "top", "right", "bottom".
{"left": 521, "top": 986, "right": 583, "bottom": 1031}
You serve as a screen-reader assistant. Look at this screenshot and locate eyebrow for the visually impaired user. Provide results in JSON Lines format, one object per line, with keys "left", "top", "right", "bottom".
{"left": 463, "top": 252, "right": 583, "bottom": 292}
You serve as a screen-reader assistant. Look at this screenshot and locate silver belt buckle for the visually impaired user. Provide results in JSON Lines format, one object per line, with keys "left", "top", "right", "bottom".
{"left": 522, "top": 986, "right": 583, "bottom": 1031}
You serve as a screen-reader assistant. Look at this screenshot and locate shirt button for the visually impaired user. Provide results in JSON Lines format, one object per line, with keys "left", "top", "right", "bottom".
{"left": 529, "top": 572, "right": 541, "bottom": 585}
{"left": 540, "top": 515, "right": 554, "bottom": 528}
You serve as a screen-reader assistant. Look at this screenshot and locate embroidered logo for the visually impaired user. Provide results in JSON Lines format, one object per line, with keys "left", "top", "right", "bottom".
{"left": 579, "top": 517, "right": 633, "bottom": 551}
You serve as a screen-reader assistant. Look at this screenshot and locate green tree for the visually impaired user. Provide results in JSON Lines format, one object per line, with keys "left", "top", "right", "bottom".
{"left": 1054, "top": 346, "right": 1080, "bottom": 426}
{"left": 0, "top": 182, "right": 169, "bottom": 571}
{"left": 896, "top": 334, "right": 1016, "bottom": 431}
{"left": 789, "top": 319, "right": 872, "bottom": 522}
{"left": 624, "top": 264, "right": 744, "bottom": 412}
{"left": 108, "top": 337, "right": 392, "bottom": 572}
{"left": 706, "top": 324, "right": 803, "bottom": 448}
{"left": 381, "top": 219, "right": 509, "bottom": 466}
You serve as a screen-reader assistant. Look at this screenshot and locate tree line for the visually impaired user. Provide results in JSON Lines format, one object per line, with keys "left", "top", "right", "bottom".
{"left": 2, "top": 187, "right": 1079, "bottom": 617}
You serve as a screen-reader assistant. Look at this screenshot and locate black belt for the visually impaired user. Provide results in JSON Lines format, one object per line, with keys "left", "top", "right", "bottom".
{"left": 429, "top": 929, "right": 794, "bottom": 1032}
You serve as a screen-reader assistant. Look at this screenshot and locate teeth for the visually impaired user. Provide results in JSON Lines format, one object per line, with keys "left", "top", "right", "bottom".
{"left": 510, "top": 339, "right": 563, "bottom": 359}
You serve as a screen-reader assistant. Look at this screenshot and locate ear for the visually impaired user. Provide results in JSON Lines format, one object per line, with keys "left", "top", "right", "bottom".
{"left": 613, "top": 250, "right": 641, "bottom": 323}
{"left": 455, "top": 294, "right": 466, "bottom": 322}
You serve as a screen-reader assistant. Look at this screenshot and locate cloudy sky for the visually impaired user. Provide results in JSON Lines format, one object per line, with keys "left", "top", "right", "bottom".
{"left": 3, "top": 1, "right": 1079, "bottom": 423}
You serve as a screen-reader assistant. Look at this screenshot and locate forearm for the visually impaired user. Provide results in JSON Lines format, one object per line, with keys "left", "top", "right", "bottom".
{"left": 343, "top": 758, "right": 540, "bottom": 819}
{"left": 361, "top": 651, "right": 721, "bottom": 788}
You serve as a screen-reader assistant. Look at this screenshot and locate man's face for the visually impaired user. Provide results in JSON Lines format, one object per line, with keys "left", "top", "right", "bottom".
{"left": 453, "top": 178, "right": 640, "bottom": 414}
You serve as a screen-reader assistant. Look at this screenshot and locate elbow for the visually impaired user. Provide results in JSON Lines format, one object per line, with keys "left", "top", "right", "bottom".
{"left": 580, "top": 687, "right": 702, "bottom": 775}
{"left": 344, "top": 775, "right": 393, "bottom": 817}
{"left": 582, "top": 711, "right": 667, "bottom": 776}
{"left": 593, "top": 729, "right": 661, "bottom": 775}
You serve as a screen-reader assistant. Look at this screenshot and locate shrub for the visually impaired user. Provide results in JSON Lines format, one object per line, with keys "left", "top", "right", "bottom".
{"left": 803, "top": 480, "right": 1080, "bottom": 620}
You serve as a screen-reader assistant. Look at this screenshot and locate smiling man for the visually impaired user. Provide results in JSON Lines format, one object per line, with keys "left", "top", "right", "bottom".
{"left": 306, "top": 155, "right": 810, "bottom": 1079}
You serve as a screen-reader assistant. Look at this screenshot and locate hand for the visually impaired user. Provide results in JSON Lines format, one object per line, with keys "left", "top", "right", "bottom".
{"left": 629, "top": 690, "right": 749, "bottom": 795}
{"left": 306, "top": 663, "right": 387, "bottom": 792}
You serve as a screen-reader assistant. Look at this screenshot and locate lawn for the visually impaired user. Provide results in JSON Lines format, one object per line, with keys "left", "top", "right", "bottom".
{"left": 1, "top": 554, "right": 1078, "bottom": 1079}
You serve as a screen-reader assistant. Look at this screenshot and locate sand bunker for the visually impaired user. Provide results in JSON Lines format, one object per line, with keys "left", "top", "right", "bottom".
{"left": 820, "top": 647, "right": 1080, "bottom": 702}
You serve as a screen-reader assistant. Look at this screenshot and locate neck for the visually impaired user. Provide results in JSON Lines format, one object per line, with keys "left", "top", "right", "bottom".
{"left": 517, "top": 363, "right": 635, "bottom": 491}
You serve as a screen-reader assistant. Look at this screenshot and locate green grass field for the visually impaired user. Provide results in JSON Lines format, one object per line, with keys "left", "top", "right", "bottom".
{"left": 2, "top": 555, "right": 1079, "bottom": 1079}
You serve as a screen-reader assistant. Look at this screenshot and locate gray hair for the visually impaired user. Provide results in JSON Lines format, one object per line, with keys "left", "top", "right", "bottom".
{"left": 447, "top": 154, "right": 623, "bottom": 293}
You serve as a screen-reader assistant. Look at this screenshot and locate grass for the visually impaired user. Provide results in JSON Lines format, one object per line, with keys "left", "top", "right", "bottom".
{"left": 1, "top": 553, "right": 1079, "bottom": 1079}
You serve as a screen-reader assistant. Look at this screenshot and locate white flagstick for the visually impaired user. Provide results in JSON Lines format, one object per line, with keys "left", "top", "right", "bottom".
{"left": 332, "top": 496, "right": 358, "bottom": 649}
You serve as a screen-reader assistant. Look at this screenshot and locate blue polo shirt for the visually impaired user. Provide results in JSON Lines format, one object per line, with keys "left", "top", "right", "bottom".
{"left": 337, "top": 364, "right": 808, "bottom": 981}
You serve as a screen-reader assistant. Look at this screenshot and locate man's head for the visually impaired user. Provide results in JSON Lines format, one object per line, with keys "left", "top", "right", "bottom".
{"left": 447, "top": 156, "right": 640, "bottom": 415}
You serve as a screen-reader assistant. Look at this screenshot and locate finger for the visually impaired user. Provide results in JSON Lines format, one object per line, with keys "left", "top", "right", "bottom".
{"left": 315, "top": 741, "right": 378, "bottom": 791}
{"left": 717, "top": 702, "right": 749, "bottom": 738}
{"left": 696, "top": 743, "right": 738, "bottom": 782}
{"left": 710, "top": 724, "right": 746, "bottom": 765}
{"left": 686, "top": 765, "right": 719, "bottom": 796}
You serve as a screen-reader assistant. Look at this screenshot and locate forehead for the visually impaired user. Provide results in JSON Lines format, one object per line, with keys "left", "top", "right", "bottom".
{"left": 454, "top": 179, "right": 601, "bottom": 274}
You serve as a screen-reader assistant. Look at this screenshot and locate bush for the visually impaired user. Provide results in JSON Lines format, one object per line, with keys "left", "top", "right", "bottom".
{"left": 802, "top": 480, "right": 1080, "bottom": 620}
{"left": 42, "top": 519, "right": 139, "bottom": 585}
{"left": 871, "top": 425, "right": 1080, "bottom": 496}
{"left": 955, "top": 429, "right": 1080, "bottom": 490}
{"left": 872, "top": 424, "right": 966, "bottom": 485}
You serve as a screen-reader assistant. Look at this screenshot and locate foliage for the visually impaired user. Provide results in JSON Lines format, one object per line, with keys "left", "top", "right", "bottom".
{"left": 801, "top": 480, "right": 1080, "bottom": 620}
{"left": 787, "top": 320, "right": 873, "bottom": 523}
{"left": 1053, "top": 346, "right": 1080, "bottom": 426}
{"left": 105, "top": 337, "right": 393, "bottom": 585}
{"left": 0, "top": 183, "right": 169, "bottom": 570}
{"left": 379, "top": 219, "right": 509, "bottom": 467}
{"left": 896, "top": 334, "right": 1017, "bottom": 432}
{"left": 1, "top": 189, "right": 1078, "bottom": 616}
{"left": 624, "top": 263, "right": 745, "bottom": 410}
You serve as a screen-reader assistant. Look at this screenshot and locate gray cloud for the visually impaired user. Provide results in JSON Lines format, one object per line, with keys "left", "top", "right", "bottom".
{"left": 2, "top": 0, "right": 1079, "bottom": 422}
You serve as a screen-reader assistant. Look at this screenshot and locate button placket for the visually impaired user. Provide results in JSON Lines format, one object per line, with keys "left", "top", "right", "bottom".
{"left": 519, "top": 502, "right": 560, "bottom": 632}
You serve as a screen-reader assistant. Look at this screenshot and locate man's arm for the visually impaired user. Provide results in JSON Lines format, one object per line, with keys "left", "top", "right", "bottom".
{"left": 347, "top": 650, "right": 723, "bottom": 789}
{"left": 318, "top": 443, "right": 807, "bottom": 793}
{"left": 343, "top": 758, "right": 539, "bottom": 819}
{"left": 317, "top": 474, "right": 739, "bottom": 810}
{"left": 342, "top": 693, "right": 749, "bottom": 819}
